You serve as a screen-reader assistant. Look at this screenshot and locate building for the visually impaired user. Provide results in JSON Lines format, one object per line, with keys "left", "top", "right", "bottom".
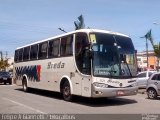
{"left": 6, "top": 57, "right": 14, "bottom": 71}
{"left": 137, "top": 51, "right": 159, "bottom": 71}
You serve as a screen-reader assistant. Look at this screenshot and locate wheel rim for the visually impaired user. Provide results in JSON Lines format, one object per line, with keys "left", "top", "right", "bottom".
{"left": 63, "top": 86, "right": 70, "bottom": 98}
{"left": 23, "top": 81, "right": 27, "bottom": 91}
{"left": 148, "top": 90, "right": 156, "bottom": 99}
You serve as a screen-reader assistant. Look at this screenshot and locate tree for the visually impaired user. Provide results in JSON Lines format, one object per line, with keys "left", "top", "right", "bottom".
{"left": 0, "top": 59, "right": 10, "bottom": 71}
{"left": 74, "top": 14, "right": 85, "bottom": 30}
{"left": 58, "top": 14, "right": 86, "bottom": 33}
{"left": 153, "top": 43, "right": 160, "bottom": 58}
{"left": 144, "top": 29, "right": 160, "bottom": 70}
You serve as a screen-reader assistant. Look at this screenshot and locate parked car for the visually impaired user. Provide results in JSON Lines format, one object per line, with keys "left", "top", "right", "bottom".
{"left": 147, "top": 72, "right": 160, "bottom": 99}
{"left": 137, "top": 71, "right": 156, "bottom": 88}
{"left": 0, "top": 71, "right": 12, "bottom": 85}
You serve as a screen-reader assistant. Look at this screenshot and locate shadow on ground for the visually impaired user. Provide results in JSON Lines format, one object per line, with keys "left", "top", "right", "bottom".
{"left": 0, "top": 83, "right": 12, "bottom": 85}
{"left": 15, "top": 87, "right": 137, "bottom": 107}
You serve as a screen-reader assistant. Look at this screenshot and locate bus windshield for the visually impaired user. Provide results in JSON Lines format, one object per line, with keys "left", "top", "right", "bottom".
{"left": 90, "top": 33, "right": 137, "bottom": 78}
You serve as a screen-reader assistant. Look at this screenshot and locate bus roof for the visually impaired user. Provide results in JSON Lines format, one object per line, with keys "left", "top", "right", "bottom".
{"left": 16, "top": 29, "right": 129, "bottom": 50}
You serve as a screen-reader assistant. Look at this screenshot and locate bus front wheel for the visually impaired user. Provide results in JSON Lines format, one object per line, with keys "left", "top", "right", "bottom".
{"left": 62, "top": 81, "right": 72, "bottom": 101}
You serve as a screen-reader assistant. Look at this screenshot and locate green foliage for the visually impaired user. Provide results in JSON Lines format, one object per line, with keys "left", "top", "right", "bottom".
{"left": 144, "top": 29, "right": 160, "bottom": 70}
{"left": 144, "top": 29, "right": 154, "bottom": 47}
{"left": 153, "top": 43, "right": 160, "bottom": 58}
{"left": 145, "top": 29, "right": 152, "bottom": 40}
{"left": 0, "top": 59, "right": 10, "bottom": 70}
{"left": 144, "top": 29, "right": 160, "bottom": 58}
{"left": 74, "top": 15, "right": 85, "bottom": 30}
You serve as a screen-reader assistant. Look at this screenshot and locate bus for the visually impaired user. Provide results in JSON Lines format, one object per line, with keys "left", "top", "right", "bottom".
{"left": 14, "top": 29, "right": 138, "bottom": 101}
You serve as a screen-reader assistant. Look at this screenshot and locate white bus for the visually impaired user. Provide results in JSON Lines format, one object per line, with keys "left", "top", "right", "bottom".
{"left": 14, "top": 29, "right": 138, "bottom": 101}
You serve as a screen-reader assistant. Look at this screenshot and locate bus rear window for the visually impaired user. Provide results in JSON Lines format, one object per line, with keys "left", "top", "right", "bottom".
{"left": 14, "top": 50, "right": 19, "bottom": 62}
{"left": 18, "top": 49, "right": 23, "bottom": 62}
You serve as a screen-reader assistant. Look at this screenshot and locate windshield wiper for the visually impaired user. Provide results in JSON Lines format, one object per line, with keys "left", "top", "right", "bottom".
{"left": 122, "top": 60, "right": 132, "bottom": 77}
{"left": 113, "top": 36, "right": 133, "bottom": 77}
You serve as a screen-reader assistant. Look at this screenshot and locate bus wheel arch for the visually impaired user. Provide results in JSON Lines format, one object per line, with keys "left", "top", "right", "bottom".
{"left": 60, "top": 77, "right": 73, "bottom": 101}
{"left": 22, "top": 75, "right": 29, "bottom": 92}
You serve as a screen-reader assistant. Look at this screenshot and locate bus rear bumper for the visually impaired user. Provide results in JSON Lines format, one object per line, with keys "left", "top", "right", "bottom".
{"left": 91, "top": 86, "right": 138, "bottom": 98}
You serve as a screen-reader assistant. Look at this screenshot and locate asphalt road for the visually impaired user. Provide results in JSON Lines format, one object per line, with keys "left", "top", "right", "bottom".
{"left": 0, "top": 84, "right": 160, "bottom": 114}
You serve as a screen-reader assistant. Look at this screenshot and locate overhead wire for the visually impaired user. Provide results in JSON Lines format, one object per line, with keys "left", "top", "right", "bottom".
{"left": 0, "top": 20, "right": 56, "bottom": 31}
{"left": 0, "top": 21, "right": 61, "bottom": 48}
{"left": 0, "top": 24, "right": 55, "bottom": 34}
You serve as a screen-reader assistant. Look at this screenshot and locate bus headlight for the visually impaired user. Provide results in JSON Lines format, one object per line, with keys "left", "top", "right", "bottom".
{"left": 93, "top": 82, "right": 108, "bottom": 88}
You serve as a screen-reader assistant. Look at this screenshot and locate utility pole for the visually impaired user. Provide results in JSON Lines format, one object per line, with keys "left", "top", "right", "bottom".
{"left": 5, "top": 51, "right": 8, "bottom": 59}
{"left": 140, "top": 37, "right": 149, "bottom": 69}
{"left": 141, "top": 29, "right": 153, "bottom": 69}
{"left": 153, "top": 22, "right": 160, "bottom": 70}
{"left": 0, "top": 51, "right": 3, "bottom": 60}
{"left": 146, "top": 38, "right": 149, "bottom": 68}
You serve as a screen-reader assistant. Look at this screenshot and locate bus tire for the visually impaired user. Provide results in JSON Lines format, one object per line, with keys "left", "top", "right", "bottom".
{"left": 4, "top": 81, "right": 7, "bottom": 85}
{"left": 9, "top": 79, "right": 12, "bottom": 85}
{"left": 22, "top": 78, "right": 28, "bottom": 92}
{"left": 62, "top": 81, "right": 72, "bottom": 101}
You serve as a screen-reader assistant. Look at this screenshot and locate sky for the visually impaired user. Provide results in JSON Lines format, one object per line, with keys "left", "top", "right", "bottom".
{"left": 0, "top": 0, "right": 160, "bottom": 57}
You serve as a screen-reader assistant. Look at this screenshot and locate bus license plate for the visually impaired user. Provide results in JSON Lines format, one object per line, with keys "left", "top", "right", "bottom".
{"left": 117, "top": 91, "right": 125, "bottom": 96}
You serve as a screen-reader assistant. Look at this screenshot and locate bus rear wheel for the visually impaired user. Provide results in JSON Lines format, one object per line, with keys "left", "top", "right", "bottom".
{"left": 22, "top": 78, "right": 28, "bottom": 92}
{"left": 62, "top": 81, "right": 72, "bottom": 101}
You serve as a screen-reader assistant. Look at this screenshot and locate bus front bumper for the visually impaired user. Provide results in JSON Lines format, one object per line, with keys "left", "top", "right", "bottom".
{"left": 91, "top": 86, "right": 138, "bottom": 98}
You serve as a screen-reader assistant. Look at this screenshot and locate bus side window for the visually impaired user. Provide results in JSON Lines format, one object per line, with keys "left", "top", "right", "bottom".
{"left": 60, "top": 35, "right": 73, "bottom": 56}
{"left": 38, "top": 42, "right": 48, "bottom": 59}
{"left": 30, "top": 44, "right": 38, "bottom": 60}
{"left": 48, "top": 39, "right": 60, "bottom": 57}
{"left": 23, "top": 46, "right": 30, "bottom": 61}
